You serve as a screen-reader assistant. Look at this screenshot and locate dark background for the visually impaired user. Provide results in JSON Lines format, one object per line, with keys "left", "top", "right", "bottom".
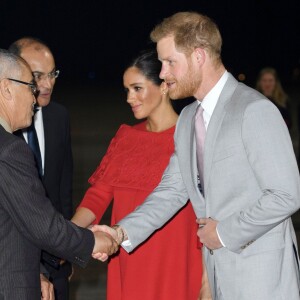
{"left": 1, "top": 0, "right": 300, "bottom": 88}
{"left": 1, "top": 2, "right": 300, "bottom": 298}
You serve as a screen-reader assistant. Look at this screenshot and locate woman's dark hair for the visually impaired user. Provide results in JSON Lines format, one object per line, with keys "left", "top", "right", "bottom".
{"left": 127, "top": 49, "right": 163, "bottom": 86}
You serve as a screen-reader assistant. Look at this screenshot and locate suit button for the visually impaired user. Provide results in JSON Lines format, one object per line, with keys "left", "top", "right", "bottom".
{"left": 209, "top": 249, "right": 214, "bottom": 255}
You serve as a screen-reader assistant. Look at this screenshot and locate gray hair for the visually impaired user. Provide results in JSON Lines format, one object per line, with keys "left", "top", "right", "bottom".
{"left": 0, "top": 49, "right": 27, "bottom": 80}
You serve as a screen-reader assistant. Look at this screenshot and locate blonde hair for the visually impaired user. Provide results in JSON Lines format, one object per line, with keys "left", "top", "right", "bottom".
{"left": 150, "top": 11, "right": 222, "bottom": 64}
{"left": 256, "top": 67, "right": 288, "bottom": 108}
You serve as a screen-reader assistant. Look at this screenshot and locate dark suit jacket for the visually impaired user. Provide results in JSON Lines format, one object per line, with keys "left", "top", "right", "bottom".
{"left": 0, "top": 125, "right": 94, "bottom": 299}
{"left": 14, "top": 101, "right": 73, "bottom": 278}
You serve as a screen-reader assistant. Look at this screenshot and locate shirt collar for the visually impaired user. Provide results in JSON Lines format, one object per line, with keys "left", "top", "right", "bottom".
{"left": 0, "top": 117, "right": 12, "bottom": 133}
{"left": 34, "top": 106, "right": 42, "bottom": 121}
{"left": 198, "top": 70, "right": 229, "bottom": 118}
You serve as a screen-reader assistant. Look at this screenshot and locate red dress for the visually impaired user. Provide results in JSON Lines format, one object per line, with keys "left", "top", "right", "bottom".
{"left": 78, "top": 121, "right": 202, "bottom": 300}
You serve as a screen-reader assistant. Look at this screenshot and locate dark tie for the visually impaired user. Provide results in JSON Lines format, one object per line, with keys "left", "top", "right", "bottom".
{"left": 27, "top": 120, "right": 43, "bottom": 177}
{"left": 195, "top": 104, "right": 206, "bottom": 193}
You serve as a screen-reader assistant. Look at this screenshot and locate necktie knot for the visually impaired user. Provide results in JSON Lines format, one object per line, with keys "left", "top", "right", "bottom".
{"left": 196, "top": 105, "right": 204, "bottom": 119}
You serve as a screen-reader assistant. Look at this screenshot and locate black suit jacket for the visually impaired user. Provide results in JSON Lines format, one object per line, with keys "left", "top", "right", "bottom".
{"left": 15, "top": 101, "right": 73, "bottom": 278}
{"left": 0, "top": 125, "right": 94, "bottom": 299}
{"left": 42, "top": 101, "right": 73, "bottom": 219}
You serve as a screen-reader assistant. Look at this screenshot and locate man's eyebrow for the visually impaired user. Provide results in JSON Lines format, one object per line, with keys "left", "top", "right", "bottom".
{"left": 33, "top": 68, "right": 56, "bottom": 74}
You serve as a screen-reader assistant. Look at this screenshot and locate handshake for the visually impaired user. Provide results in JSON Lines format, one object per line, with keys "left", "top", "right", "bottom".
{"left": 91, "top": 225, "right": 126, "bottom": 261}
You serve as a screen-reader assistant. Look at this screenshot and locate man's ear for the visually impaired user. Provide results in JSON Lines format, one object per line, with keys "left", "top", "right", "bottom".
{"left": 0, "top": 79, "right": 13, "bottom": 100}
{"left": 194, "top": 48, "right": 206, "bottom": 65}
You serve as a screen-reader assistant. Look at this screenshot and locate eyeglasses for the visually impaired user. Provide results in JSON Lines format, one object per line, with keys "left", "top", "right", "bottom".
{"left": 33, "top": 70, "right": 60, "bottom": 82}
{"left": 7, "top": 78, "right": 39, "bottom": 98}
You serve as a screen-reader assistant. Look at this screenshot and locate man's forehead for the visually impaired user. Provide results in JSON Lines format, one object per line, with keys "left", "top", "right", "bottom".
{"left": 21, "top": 45, "right": 52, "bottom": 59}
{"left": 157, "top": 36, "right": 176, "bottom": 51}
{"left": 20, "top": 46, "right": 55, "bottom": 72}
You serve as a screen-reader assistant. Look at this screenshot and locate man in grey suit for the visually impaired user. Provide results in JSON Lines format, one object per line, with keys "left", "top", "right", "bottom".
{"left": 94, "top": 12, "right": 300, "bottom": 300}
{"left": 0, "top": 49, "right": 118, "bottom": 300}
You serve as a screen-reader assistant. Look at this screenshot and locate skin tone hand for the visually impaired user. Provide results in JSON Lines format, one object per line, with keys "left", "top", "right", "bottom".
{"left": 91, "top": 228, "right": 119, "bottom": 261}
{"left": 198, "top": 250, "right": 212, "bottom": 300}
{"left": 40, "top": 273, "right": 54, "bottom": 300}
{"left": 90, "top": 225, "right": 120, "bottom": 261}
{"left": 196, "top": 218, "right": 223, "bottom": 250}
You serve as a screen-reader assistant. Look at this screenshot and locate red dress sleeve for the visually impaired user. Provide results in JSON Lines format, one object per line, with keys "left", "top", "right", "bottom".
{"left": 77, "top": 125, "right": 125, "bottom": 224}
{"left": 78, "top": 181, "right": 113, "bottom": 224}
{"left": 77, "top": 122, "right": 175, "bottom": 223}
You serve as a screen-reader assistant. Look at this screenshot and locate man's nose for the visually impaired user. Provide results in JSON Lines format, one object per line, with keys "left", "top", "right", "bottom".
{"left": 39, "top": 77, "right": 52, "bottom": 89}
{"left": 159, "top": 64, "right": 168, "bottom": 80}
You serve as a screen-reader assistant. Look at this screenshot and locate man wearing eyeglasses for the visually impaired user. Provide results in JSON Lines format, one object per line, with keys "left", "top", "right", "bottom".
{"left": 0, "top": 49, "right": 118, "bottom": 300}
{"left": 9, "top": 37, "right": 73, "bottom": 300}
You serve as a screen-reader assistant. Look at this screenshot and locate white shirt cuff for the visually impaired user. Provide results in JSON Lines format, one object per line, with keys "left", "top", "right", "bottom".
{"left": 216, "top": 225, "right": 226, "bottom": 247}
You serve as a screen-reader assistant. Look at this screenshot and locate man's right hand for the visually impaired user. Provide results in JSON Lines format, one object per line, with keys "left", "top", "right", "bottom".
{"left": 92, "top": 230, "right": 119, "bottom": 261}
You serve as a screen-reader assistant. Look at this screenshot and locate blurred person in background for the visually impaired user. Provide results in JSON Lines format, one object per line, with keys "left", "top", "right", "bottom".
{"left": 256, "top": 67, "right": 292, "bottom": 130}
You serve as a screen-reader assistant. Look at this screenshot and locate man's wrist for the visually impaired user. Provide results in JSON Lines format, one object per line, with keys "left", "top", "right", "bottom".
{"left": 111, "top": 225, "right": 127, "bottom": 245}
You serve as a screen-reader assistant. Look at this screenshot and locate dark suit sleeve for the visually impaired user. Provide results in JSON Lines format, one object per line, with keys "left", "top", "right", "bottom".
{"left": 0, "top": 138, "right": 94, "bottom": 268}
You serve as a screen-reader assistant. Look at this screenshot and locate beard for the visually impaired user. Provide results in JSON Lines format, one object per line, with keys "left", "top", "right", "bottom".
{"left": 169, "top": 61, "right": 201, "bottom": 100}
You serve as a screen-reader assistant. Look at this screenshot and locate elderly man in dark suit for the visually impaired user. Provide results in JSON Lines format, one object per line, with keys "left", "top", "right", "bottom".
{"left": 0, "top": 49, "right": 117, "bottom": 300}
{"left": 8, "top": 37, "right": 74, "bottom": 299}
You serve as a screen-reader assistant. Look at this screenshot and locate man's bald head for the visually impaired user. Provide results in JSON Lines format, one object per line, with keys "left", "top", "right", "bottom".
{"left": 8, "top": 37, "right": 51, "bottom": 57}
{"left": 8, "top": 37, "right": 57, "bottom": 107}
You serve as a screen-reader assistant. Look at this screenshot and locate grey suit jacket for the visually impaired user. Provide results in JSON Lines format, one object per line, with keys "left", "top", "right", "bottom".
{"left": 0, "top": 126, "right": 94, "bottom": 300}
{"left": 119, "top": 74, "right": 300, "bottom": 299}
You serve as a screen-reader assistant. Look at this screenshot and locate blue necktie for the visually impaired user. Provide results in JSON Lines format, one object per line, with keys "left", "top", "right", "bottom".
{"left": 27, "top": 120, "right": 43, "bottom": 177}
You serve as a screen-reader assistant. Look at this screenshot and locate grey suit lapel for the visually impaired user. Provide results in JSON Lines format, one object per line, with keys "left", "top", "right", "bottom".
{"left": 204, "top": 74, "right": 239, "bottom": 192}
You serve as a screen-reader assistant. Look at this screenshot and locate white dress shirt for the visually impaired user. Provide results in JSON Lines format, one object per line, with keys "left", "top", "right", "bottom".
{"left": 198, "top": 71, "right": 229, "bottom": 247}
{"left": 198, "top": 70, "right": 229, "bottom": 128}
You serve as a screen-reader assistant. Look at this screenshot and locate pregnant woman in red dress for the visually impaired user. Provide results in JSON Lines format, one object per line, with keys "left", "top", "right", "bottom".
{"left": 72, "top": 49, "right": 203, "bottom": 299}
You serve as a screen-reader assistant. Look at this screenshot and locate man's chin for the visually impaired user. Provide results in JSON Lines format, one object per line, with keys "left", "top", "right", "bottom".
{"left": 169, "top": 90, "right": 185, "bottom": 100}
{"left": 37, "top": 96, "right": 51, "bottom": 107}
{"left": 169, "top": 89, "right": 179, "bottom": 99}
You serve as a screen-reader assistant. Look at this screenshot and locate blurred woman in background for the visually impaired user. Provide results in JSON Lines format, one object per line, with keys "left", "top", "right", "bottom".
{"left": 256, "top": 67, "right": 292, "bottom": 129}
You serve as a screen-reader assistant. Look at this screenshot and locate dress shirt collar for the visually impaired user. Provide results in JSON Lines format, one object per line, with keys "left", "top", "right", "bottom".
{"left": 34, "top": 106, "right": 42, "bottom": 124}
{"left": 0, "top": 117, "right": 12, "bottom": 133}
{"left": 197, "top": 71, "right": 228, "bottom": 125}
{"left": 22, "top": 106, "right": 42, "bottom": 131}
